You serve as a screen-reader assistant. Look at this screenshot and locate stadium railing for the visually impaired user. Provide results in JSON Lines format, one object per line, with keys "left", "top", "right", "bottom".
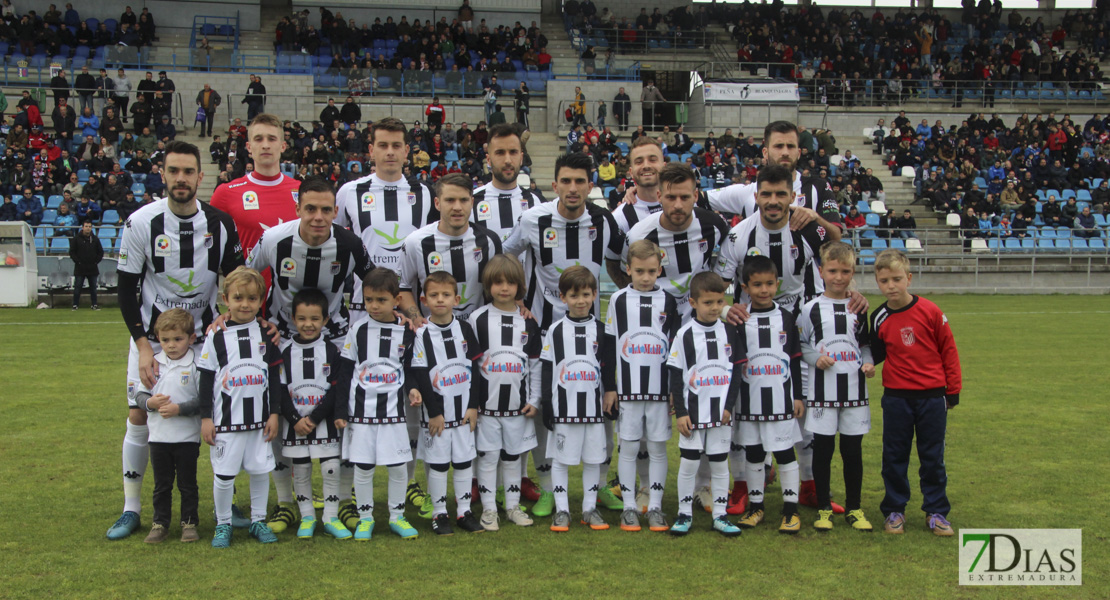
{"left": 292, "top": 66, "right": 554, "bottom": 98}
{"left": 219, "top": 91, "right": 506, "bottom": 126}
{"left": 190, "top": 14, "right": 241, "bottom": 51}
{"left": 800, "top": 78, "right": 1107, "bottom": 108}
{"left": 0, "top": 88, "right": 187, "bottom": 128}
{"left": 563, "top": 22, "right": 719, "bottom": 55}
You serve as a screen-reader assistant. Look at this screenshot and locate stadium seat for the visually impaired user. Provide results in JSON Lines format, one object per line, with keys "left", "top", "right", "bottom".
{"left": 1089, "top": 238, "right": 1106, "bottom": 250}
{"left": 1039, "top": 227, "right": 1056, "bottom": 238}
{"left": 988, "top": 239, "right": 1001, "bottom": 252}
{"left": 1095, "top": 214, "right": 1108, "bottom": 227}
{"left": 905, "top": 238, "right": 923, "bottom": 252}
{"left": 102, "top": 209, "right": 120, "bottom": 225}
{"left": 889, "top": 239, "right": 905, "bottom": 250}
{"left": 131, "top": 183, "right": 145, "bottom": 195}
{"left": 871, "top": 239, "right": 887, "bottom": 249}
{"left": 859, "top": 249, "right": 876, "bottom": 265}
{"left": 46, "top": 195, "right": 63, "bottom": 209}
{"left": 1004, "top": 238, "right": 1021, "bottom": 252}
{"left": 1021, "top": 238, "right": 1035, "bottom": 251}
{"left": 865, "top": 213, "right": 880, "bottom": 227}
{"left": 869, "top": 200, "right": 886, "bottom": 214}
{"left": 50, "top": 236, "right": 70, "bottom": 254}
{"left": 857, "top": 201, "right": 871, "bottom": 214}
{"left": 1062, "top": 189, "right": 1076, "bottom": 200}
{"left": 968, "top": 239, "right": 987, "bottom": 253}
{"left": 946, "top": 214, "right": 961, "bottom": 227}
{"left": 1036, "top": 239, "right": 1055, "bottom": 252}
{"left": 42, "top": 209, "right": 57, "bottom": 223}
{"left": 1078, "top": 190, "right": 1092, "bottom": 202}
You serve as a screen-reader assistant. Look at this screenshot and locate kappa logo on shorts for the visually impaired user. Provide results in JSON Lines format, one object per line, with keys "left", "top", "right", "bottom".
{"left": 556, "top": 433, "right": 566, "bottom": 451}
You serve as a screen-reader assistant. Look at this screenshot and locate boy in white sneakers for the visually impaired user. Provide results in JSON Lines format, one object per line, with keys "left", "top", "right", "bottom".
{"left": 278, "top": 289, "right": 350, "bottom": 540}
{"left": 666, "top": 272, "right": 744, "bottom": 537}
{"left": 606, "top": 240, "right": 679, "bottom": 533}
{"left": 469, "top": 254, "right": 541, "bottom": 530}
{"left": 411, "top": 271, "right": 484, "bottom": 535}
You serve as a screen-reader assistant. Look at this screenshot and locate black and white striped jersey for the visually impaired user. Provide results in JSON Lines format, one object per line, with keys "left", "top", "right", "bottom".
{"left": 735, "top": 304, "right": 803, "bottom": 421}
{"left": 335, "top": 173, "right": 438, "bottom": 309}
{"left": 472, "top": 183, "right": 542, "bottom": 243}
{"left": 714, "top": 214, "right": 831, "bottom": 314}
{"left": 411, "top": 318, "right": 481, "bottom": 428}
{"left": 798, "top": 296, "right": 872, "bottom": 407}
{"left": 540, "top": 315, "right": 612, "bottom": 424}
{"left": 337, "top": 316, "right": 415, "bottom": 425}
{"left": 667, "top": 318, "right": 743, "bottom": 428}
{"left": 604, "top": 286, "right": 679, "bottom": 401}
{"left": 503, "top": 201, "right": 625, "bottom": 332}
{"left": 624, "top": 208, "right": 730, "bottom": 323}
{"left": 703, "top": 172, "right": 843, "bottom": 228}
{"left": 468, "top": 305, "right": 543, "bottom": 416}
{"left": 198, "top": 321, "right": 282, "bottom": 433}
{"left": 612, "top": 196, "right": 662, "bottom": 234}
{"left": 248, "top": 220, "right": 374, "bottom": 342}
{"left": 117, "top": 199, "right": 244, "bottom": 341}
{"left": 398, "top": 222, "right": 503, "bottom": 320}
{"left": 279, "top": 337, "right": 341, "bottom": 446}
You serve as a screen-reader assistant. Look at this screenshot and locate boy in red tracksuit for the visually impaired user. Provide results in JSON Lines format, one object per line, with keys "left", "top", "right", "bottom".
{"left": 869, "top": 250, "right": 961, "bottom": 537}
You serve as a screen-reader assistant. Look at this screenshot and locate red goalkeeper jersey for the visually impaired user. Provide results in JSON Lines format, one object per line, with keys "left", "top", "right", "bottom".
{"left": 210, "top": 171, "right": 300, "bottom": 256}
{"left": 869, "top": 295, "right": 962, "bottom": 399}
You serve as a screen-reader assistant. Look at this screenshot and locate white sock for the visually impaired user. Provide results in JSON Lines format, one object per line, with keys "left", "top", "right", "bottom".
{"left": 636, "top": 440, "right": 650, "bottom": 490}
{"left": 454, "top": 465, "right": 474, "bottom": 516}
{"left": 338, "top": 461, "right": 354, "bottom": 502}
{"left": 476, "top": 451, "right": 499, "bottom": 511}
{"left": 646, "top": 440, "right": 668, "bottom": 511}
{"left": 796, "top": 433, "right": 814, "bottom": 481}
{"left": 502, "top": 456, "right": 522, "bottom": 510}
{"left": 271, "top": 439, "right": 294, "bottom": 504}
{"left": 617, "top": 440, "right": 639, "bottom": 511}
{"left": 428, "top": 467, "right": 449, "bottom": 517}
{"left": 354, "top": 465, "right": 375, "bottom": 520}
{"left": 745, "top": 456, "right": 766, "bottom": 508}
{"left": 387, "top": 465, "right": 408, "bottom": 521}
{"left": 710, "top": 458, "right": 729, "bottom": 518}
{"left": 551, "top": 461, "right": 570, "bottom": 513}
{"left": 292, "top": 461, "right": 315, "bottom": 519}
{"left": 249, "top": 472, "right": 270, "bottom": 523}
{"left": 780, "top": 460, "right": 800, "bottom": 509}
{"left": 677, "top": 456, "right": 698, "bottom": 516}
{"left": 730, "top": 443, "right": 744, "bottom": 482}
{"left": 532, "top": 415, "right": 552, "bottom": 491}
{"left": 694, "top": 454, "right": 710, "bottom": 490}
{"left": 213, "top": 476, "right": 235, "bottom": 525}
{"left": 582, "top": 463, "right": 600, "bottom": 513}
{"left": 320, "top": 458, "right": 340, "bottom": 521}
{"left": 122, "top": 421, "right": 149, "bottom": 514}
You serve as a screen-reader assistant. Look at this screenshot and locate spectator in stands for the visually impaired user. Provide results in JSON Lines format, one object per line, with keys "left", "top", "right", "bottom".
{"left": 227, "top": 118, "right": 246, "bottom": 143}
{"left": 612, "top": 87, "right": 631, "bottom": 132}
{"left": 53, "top": 200, "right": 77, "bottom": 237}
{"left": 75, "top": 192, "right": 101, "bottom": 223}
{"left": 1061, "top": 197, "right": 1079, "bottom": 228}
{"left": 49, "top": 69, "right": 70, "bottom": 109}
{"left": 195, "top": 84, "right": 221, "bottom": 137}
{"left": 117, "top": 190, "right": 141, "bottom": 221}
{"left": 0, "top": 195, "right": 17, "bottom": 221}
{"left": 155, "top": 115, "right": 176, "bottom": 143}
{"left": 897, "top": 210, "right": 918, "bottom": 239}
{"left": 62, "top": 174, "right": 82, "bottom": 199}
{"left": 144, "top": 166, "right": 164, "bottom": 198}
{"left": 52, "top": 98, "right": 76, "bottom": 138}
{"left": 136, "top": 72, "right": 156, "bottom": 106}
{"left": 960, "top": 207, "right": 982, "bottom": 249}
{"left": 673, "top": 125, "right": 692, "bottom": 154}
{"left": 1075, "top": 206, "right": 1099, "bottom": 238}
{"left": 844, "top": 206, "right": 866, "bottom": 230}
{"left": 1042, "top": 195, "right": 1064, "bottom": 227}
{"left": 130, "top": 95, "right": 152, "bottom": 134}
{"left": 112, "top": 70, "right": 132, "bottom": 123}
{"left": 99, "top": 108, "right": 123, "bottom": 144}
{"left": 16, "top": 188, "right": 41, "bottom": 226}
{"left": 597, "top": 155, "right": 616, "bottom": 186}
{"left": 244, "top": 74, "right": 267, "bottom": 122}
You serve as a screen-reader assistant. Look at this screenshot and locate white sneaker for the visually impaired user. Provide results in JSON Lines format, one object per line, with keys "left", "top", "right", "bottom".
{"left": 479, "top": 509, "right": 499, "bottom": 532}
{"left": 635, "top": 487, "right": 650, "bottom": 514}
{"left": 505, "top": 507, "right": 533, "bottom": 527}
{"left": 692, "top": 485, "right": 713, "bottom": 513}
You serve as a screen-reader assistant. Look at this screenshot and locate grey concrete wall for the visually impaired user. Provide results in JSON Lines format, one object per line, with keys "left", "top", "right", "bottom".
{"left": 12, "top": 0, "right": 261, "bottom": 31}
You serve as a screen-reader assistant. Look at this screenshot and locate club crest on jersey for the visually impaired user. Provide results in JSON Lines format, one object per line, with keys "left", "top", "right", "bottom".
{"left": 746, "top": 247, "right": 762, "bottom": 257}
{"left": 461, "top": 339, "right": 468, "bottom": 354}
{"left": 473, "top": 247, "right": 483, "bottom": 262}
{"left": 588, "top": 227, "right": 598, "bottom": 241}
{"left": 291, "top": 190, "right": 299, "bottom": 204}
{"left": 794, "top": 191, "right": 805, "bottom": 206}
{"left": 790, "top": 245, "right": 799, "bottom": 260}
{"left": 280, "top": 257, "right": 297, "bottom": 278}
{"left": 659, "top": 248, "right": 670, "bottom": 266}
{"left": 724, "top": 344, "right": 732, "bottom": 358}
{"left": 406, "top": 192, "right": 417, "bottom": 205}
{"left": 698, "top": 239, "right": 709, "bottom": 253}
{"left": 543, "top": 227, "right": 558, "bottom": 248}
{"left": 180, "top": 371, "right": 190, "bottom": 385}
{"left": 203, "top": 232, "right": 214, "bottom": 248}
{"left": 154, "top": 235, "right": 171, "bottom": 257}
{"left": 900, "top": 326, "right": 915, "bottom": 346}
{"left": 476, "top": 200, "right": 492, "bottom": 220}
{"left": 397, "top": 344, "right": 406, "bottom": 357}
{"left": 361, "top": 192, "right": 376, "bottom": 212}
{"left": 243, "top": 191, "right": 259, "bottom": 210}
{"left": 591, "top": 340, "right": 598, "bottom": 354}
{"left": 258, "top": 341, "right": 267, "bottom": 355}
{"left": 330, "top": 261, "right": 341, "bottom": 276}
{"left": 779, "top": 331, "right": 787, "bottom": 346}
{"left": 520, "top": 332, "right": 528, "bottom": 346}
{"left": 427, "top": 252, "right": 445, "bottom": 272}
{"left": 322, "top": 363, "right": 331, "bottom": 377}
{"left": 127, "top": 381, "right": 136, "bottom": 399}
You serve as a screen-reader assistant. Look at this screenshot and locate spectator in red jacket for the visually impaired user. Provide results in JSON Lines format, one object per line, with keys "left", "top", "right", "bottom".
{"left": 1045, "top": 124, "right": 1067, "bottom": 154}
{"left": 845, "top": 206, "right": 867, "bottom": 229}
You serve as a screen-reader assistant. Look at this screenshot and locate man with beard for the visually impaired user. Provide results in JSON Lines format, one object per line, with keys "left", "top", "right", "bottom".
{"left": 471, "top": 124, "right": 542, "bottom": 243}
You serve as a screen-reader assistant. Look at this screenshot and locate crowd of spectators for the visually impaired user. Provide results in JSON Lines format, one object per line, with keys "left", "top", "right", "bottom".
{"left": 564, "top": 2, "right": 712, "bottom": 54}
{"left": 873, "top": 109, "right": 1110, "bottom": 243}
{"left": 0, "top": 3, "right": 157, "bottom": 58}
{"left": 276, "top": 4, "right": 553, "bottom": 88}
{"left": 709, "top": 1, "right": 1107, "bottom": 106}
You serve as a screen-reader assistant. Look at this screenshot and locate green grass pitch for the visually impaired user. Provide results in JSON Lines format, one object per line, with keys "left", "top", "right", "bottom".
{"left": 1, "top": 295, "right": 1107, "bottom": 599}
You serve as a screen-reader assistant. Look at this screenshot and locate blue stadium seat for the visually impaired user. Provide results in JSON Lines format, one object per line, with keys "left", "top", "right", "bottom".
{"left": 889, "top": 239, "right": 905, "bottom": 250}
{"left": 1039, "top": 227, "right": 1056, "bottom": 238}
{"left": 1078, "top": 190, "right": 1092, "bottom": 202}
{"left": 857, "top": 201, "right": 871, "bottom": 214}
{"left": 131, "top": 183, "right": 145, "bottom": 195}
{"left": 871, "top": 238, "right": 887, "bottom": 249}
{"left": 865, "top": 213, "right": 880, "bottom": 227}
{"left": 102, "top": 209, "right": 120, "bottom": 225}
{"left": 77, "top": 168, "right": 90, "bottom": 183}
{"left": 42, "top": 209, "right": 57, "bottom": 223}
{"left": 1090, "top": 238, "right": 1106, "bottom": 250}
{"left": 988, "top": 239, "right": 1002, "bottom": 252}
{"left": 1037, "top": 239, "right": 1055, "bottom": 252}
{"left": 50, "top": 236, "right": 70, "bottom": 254}
{"left": 1095, "top": 214, "right": 1108, "bottom": 227}
{"left": 1062, "top": 189, "right": 1076, "bottom": 200}
{"left": 1047, "top": 189, "right": 1061, "bottom": 199}
{"left": 859, "top": 249, "right": 875, "bottom": 265}
{"left": 1021, "top": 238, "right": 1035, "bottom": 251}
{"left": 46, "top": 195, "right": 63, "bottom": 209}
{"left": 1004, "top": 238, "right": 1021, "bottom": 252}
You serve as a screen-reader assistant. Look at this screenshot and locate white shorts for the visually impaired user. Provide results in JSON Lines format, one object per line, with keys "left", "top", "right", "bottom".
{"left": 417, "top": 425, "right": 477, "bottom": 465}
{"left": 476, "top": 414, "right": 538, "bottom": 456}
{"left": 617, "top": 401, "right": 672, "bottom": 443}
{"left": 547, "top": 422, "right": 608, "bottom": 466}
{"left": 804, "top": 405, "right": 872, "bottom": 436}
{"left": 210, "top": 429, "right": 275, "bottom": 477}
{"left": 281, "top": 439, "right": 341, "bottom": 460}
{"left": 342, "top": 423, "right": 413, "bottom": 466}
{"left": 677, "top": 425, "right": 732, "bottom": 455}
{"left": 734, "top": 419, "right": 803, "bottom": 453}
{"left": 125, "top": 338, "right": 202, "bottom": 408}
